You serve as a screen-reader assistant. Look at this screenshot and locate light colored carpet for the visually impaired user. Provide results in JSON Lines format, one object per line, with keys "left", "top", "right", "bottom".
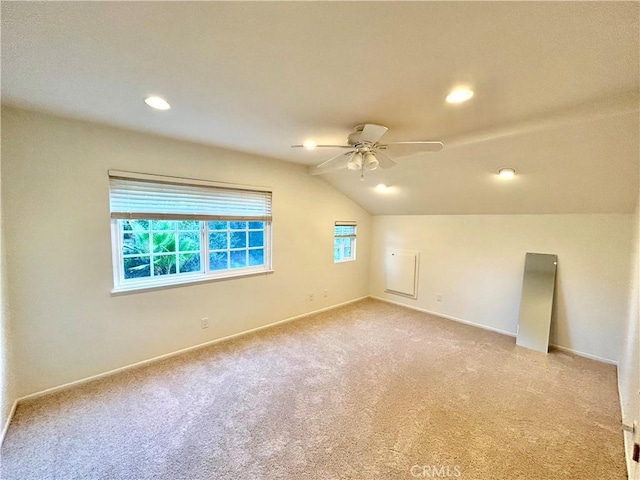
{"left": 1, "top": 298, "right": 626, "bottom": 479}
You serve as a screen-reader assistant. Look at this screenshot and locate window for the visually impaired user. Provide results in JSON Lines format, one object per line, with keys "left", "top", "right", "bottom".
{"left": 109, "top": 171, "right": 272, "bottom": 292}
{"left": 334, "top": 221, "right": 356, "bottom": 263}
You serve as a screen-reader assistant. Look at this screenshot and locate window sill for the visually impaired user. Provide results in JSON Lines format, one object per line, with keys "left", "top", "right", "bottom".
{"left": 111, "top": 269, "right": 274, "bottom": 296}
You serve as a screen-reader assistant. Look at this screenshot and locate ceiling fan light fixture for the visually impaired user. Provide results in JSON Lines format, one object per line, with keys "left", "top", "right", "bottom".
{"left": 446, "top": 87, "right": 474, "bottom": 104}
{"left": 363, "top": 152, "right": 379, "bottom": 171}
{"left": 347, "top": 152, "right": 362, "bottom": 170}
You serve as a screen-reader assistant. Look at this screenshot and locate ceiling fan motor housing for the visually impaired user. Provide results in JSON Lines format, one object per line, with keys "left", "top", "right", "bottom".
{"left": 347, "top": 131, "right": 362, "bottom": 146}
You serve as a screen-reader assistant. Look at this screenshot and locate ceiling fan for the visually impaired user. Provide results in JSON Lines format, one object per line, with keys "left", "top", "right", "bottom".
{"left": 292, "top": 124, "right": 443, "bottom": 178}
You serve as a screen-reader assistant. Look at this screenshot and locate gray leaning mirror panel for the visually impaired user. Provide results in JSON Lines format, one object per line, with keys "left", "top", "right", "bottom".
{"left": 516, "top": 252, "right": 558, "bottom": 353}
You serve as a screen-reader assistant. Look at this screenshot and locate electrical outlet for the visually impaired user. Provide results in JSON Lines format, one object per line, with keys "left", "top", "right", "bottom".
{"left": 201, "top": 317, "right": 209, "bottom": 329}
{"left": 436, "top": 293, "right": 443, "bottom": 302}
{"left": 323, "top": 289, "right": 328, "bottom": 298}
{"left": 308, "top": 293, "right": 314, "bottom": 302}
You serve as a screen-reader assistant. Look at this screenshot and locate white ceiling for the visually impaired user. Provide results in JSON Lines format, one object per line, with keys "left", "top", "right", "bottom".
{"left": 2, "top": 2, "right": 639, "bottom": 214}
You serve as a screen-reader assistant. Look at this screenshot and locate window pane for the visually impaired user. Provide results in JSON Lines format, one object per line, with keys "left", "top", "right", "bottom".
{"left": 178, "top": 220, "right": 199, "bottom": 230}
{"left": 335, "top": 223, "right": 356, "bottom": 262}
{"left": 178, "top": 232, "right": 200, "bottom": 252}
{"left": 153, "top": 232, "right": 176, "bottom": 253}
{"left": 124, "top": 256, "right": 151, "bottom": 279}
{"left": 249, "top": 248, "right": 264, "bottom": 266}
{"left": 122, "top": 219, "right": 149, "bottom": 231}
{"left": 153, "top": 254, "right": 177, "bottom": 276}
{"left": 151, "top": 220, "right": 175, "bottom": 230}
{"left": 111, "top": 178, "right": 273, "bottom": 291}
{"left": 230, "top": 231, "right": 247, "bottom": 248}
{"left": 123, "top": 232, "right": 149, "bottom": 255}
{"left": 230, "top": 250, "right": 247, "bottom": 268}
{"left": 179, "top": 253, "right": 201, "bottom": 273}
{"left": 209, "top": 232, "right": 228, "bottom": 250}
{"left": 249, "top": 230, "right": 264, "bottom": 247}
{"left": 209, "top": 251, "right": 228, "bottom": 271}
{"left": 208, "top": 221, "right": 228, "bottom": 231}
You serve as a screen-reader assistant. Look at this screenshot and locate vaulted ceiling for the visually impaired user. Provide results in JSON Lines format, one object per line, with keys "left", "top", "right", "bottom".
{"left": 2, "top": 2, "right": 638, "bottom": 214}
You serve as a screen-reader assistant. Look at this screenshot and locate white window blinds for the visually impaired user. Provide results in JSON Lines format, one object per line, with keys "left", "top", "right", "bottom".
{"left": 334, "top": 221, "right": 357, "bottom": 237}
{"left": 109, "top": 171, "right": 272, "bottom": 221}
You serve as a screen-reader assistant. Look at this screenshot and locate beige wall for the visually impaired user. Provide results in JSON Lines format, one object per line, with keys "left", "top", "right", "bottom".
{"left": 370, "top": 214, "right": 633, "bottom": 363}
{"left": 2, "top": 107, "right": 372, "bottom": 397}
{"left": 0, "top": 116, "right": 17, "bottom": 438}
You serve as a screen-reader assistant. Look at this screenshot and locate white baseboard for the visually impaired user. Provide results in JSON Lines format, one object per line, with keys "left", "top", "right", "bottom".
{"left": 11, "top": 296, "right": 368, "bottom": 410}
{"left": 370, "top": 295, "right": 516, "bottom": 338}
{"left": 370, "top": 295, "right": 617, "bottom": 365}
{"left": 549, "top": 343, "right": 617, "bottom": 365}
{"left": 1, "top": 399, "right": 19, "bottom": 447}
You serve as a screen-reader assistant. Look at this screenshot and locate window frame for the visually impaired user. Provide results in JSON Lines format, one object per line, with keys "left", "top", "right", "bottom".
{"left": 334, "top": 221, "right": 357, "bottom": 263}
{"left": 109, "top": 171, "right": 273, "bottom": 294}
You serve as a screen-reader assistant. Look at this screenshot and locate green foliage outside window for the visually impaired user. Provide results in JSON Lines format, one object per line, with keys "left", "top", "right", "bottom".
{"left": 120, "top": 219, "right": 265, "bottom": 280}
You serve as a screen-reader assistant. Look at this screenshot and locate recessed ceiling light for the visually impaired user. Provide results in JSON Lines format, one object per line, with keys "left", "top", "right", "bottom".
{"left": 375, "top": 183, "right": 389, "bottom": 192}
{"left": 302, "top": 140, "right": 317, "bottom": 149}
{"left": 446, "top": 88, "right": 474, "bottom": 104}
{"left": 498, "top": 167, "right": 516, "bottom": 178}
{"left": 144, "top": 96, "right": 171, "bottom": 110}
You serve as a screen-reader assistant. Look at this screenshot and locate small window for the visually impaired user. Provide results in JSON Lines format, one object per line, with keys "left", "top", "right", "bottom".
{"left": 334, "top": 221, "right": 356, "bottom": 263}
{"left": 109, "top": 171, "right": 272, "bottom": 292}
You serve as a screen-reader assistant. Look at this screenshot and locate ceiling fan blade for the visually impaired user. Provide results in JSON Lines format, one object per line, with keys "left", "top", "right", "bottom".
{"left": 291, "top": 144, "right": 352, "bottom": 149}
{"left": 315, "top": 150, "right": 354, "bottom": 169}
{"left": 309, "top": 158, "right": 351, "bottom": 176}
{"left": 360, "top": 124, "right": 388, "bottom": 144}
{"left": 381, "top": 141, "right": 444, "bottom": 157}
{"left": 373, "top": 151, "right": 396, "bottom": 169}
